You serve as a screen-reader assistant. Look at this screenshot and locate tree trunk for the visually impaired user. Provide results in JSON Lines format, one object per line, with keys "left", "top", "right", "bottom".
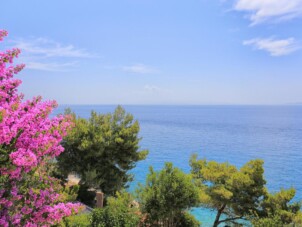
{"left": 213, "top": 204, "right": 226, "bottom": 227}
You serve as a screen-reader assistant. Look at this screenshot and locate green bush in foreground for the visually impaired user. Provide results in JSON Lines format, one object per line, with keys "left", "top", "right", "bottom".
{"left": 61, "top": 214, "right": 91, "bottom": 227}
{"left": 91, "top": 191, "right": 141, "bottom": 227}
{"left": 137, "top": 162, "right": 200, "bottom": 226}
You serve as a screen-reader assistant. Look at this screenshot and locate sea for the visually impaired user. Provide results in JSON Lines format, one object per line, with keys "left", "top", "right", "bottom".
{"left": 53, "top": 105, "right": 302, "bottom": 226}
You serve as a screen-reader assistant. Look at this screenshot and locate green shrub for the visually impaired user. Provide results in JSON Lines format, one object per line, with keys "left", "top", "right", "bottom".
{"left": 61, "top": 214, "right": 91, "bottom": 227}
{"left": 175, "top": 212, "right": 201, "bottom": 227}
{"left": 137, "top": 163, "right": 200, "bottom": 226}
{"left": 91, "top": 191, "right": 140, "bottom": 227}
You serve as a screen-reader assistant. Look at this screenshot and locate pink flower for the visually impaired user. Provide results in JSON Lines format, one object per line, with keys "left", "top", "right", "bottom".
{"left": 0, "top": 29, "right": 78, "bottom": 226}
{"left": 10, "top": 148, "right": 37, "bottom": 168}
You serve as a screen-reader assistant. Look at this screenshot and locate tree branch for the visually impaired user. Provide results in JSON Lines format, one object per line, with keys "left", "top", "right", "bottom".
{"left": 218, "top": 216, "right": 244, "bottom": 224}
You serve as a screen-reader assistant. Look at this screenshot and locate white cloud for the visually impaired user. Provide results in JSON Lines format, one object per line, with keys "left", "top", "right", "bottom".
{"left": 234, "top": 0, "right": 302, "bottom": 25}
{"left": 13, "top": 38, "right": 95, "bottom": 58}
{"left": 243, "top": 37, "right": 300, "bottom": 56}
{"left": 132, "top": 85, "right": 171, "bottom": 96}
{"left": 144, "top": 85, "right": 161, "bottom": 92}
{"left": 11, "top": 38, "right": 95, "bottom": 71}
{"left": 122, "top": 64, "right": 158, "bottom": 74}
{"left": 25, "top": 61, "right": 78, "bottom": 72}
{"left": 142, "top": 85, "right": 172, "bottom": 95}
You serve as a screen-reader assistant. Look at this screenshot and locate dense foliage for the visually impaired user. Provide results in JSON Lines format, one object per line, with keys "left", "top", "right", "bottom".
{"left": 57, "top": 106, "right": 148, "bottom": 197}
{"left": 137, "top": 162, "right": 200, "bottom": 227}
{"left": 190, "top": 155, "right": 266, "bottom": 226}
{"left": 91, "top": 191, "right": 141, "bottom": 227}
{"left": 0, "top": 30, "right": 80, "bottom": 226}
{"left": 174, "top": 212, "right": 201, "bottom": 227}
{"left": 61, "top": 214, "right": 90, "bottom": 227}
{"left": 190, "top": 155, "right": 302, "bottom": 226}
{"left": 253, "top": 187, "right": 302, "bottom": 226}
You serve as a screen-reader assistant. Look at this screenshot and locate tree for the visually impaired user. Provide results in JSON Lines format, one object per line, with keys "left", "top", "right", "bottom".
{"left": 190, "top": 155, "right": 266, "bottom": 227}
{"left": 253, "top": 188, "right": 302, "bottom": 226}
{"left": 56, "top": 106, "right": 148, "bottom": 197}
{"left": 137, "top": 162, "right": 200, "bottom": 227}
{"left": 0, "top": 30, "right": 80, "bottom": 226}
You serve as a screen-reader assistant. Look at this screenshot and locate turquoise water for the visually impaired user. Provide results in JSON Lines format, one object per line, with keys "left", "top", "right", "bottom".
{"left": 53, "top": 105, "right": 302, "bottom": 226}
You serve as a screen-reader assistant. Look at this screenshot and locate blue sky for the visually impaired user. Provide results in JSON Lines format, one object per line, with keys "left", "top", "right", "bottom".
{"left": 1, "top": 0, "right": 302, "bottom": 105}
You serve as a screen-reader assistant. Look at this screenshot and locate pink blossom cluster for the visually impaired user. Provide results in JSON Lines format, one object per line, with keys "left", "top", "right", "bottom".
{"left": 0, "top": 30, "right": 80, "bottom": 226}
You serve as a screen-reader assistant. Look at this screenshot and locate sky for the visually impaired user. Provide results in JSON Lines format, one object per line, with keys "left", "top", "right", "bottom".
{"left": 1, "top": 0, "right": 302, "bottom": 105}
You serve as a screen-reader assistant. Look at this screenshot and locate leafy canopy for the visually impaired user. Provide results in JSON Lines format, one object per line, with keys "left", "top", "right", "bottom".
{"left": 137, "top": 162, "right": 200, "bottom": 226}
{"left": 57, "top": 106, "right": 148, "bottom": 196}
{"left": 190, "top": 155, "right": 266, "bottom": 227}
{"left": 253, "top": 187, "right": 302, "bottom": 226}
{"left": 190, "top": 155, "right": 302, "bottom": 226}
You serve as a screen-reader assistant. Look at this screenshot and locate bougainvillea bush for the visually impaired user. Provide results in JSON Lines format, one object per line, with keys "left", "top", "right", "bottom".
{"left": 0, "top": 30, "right": 80, "bottom": 227}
